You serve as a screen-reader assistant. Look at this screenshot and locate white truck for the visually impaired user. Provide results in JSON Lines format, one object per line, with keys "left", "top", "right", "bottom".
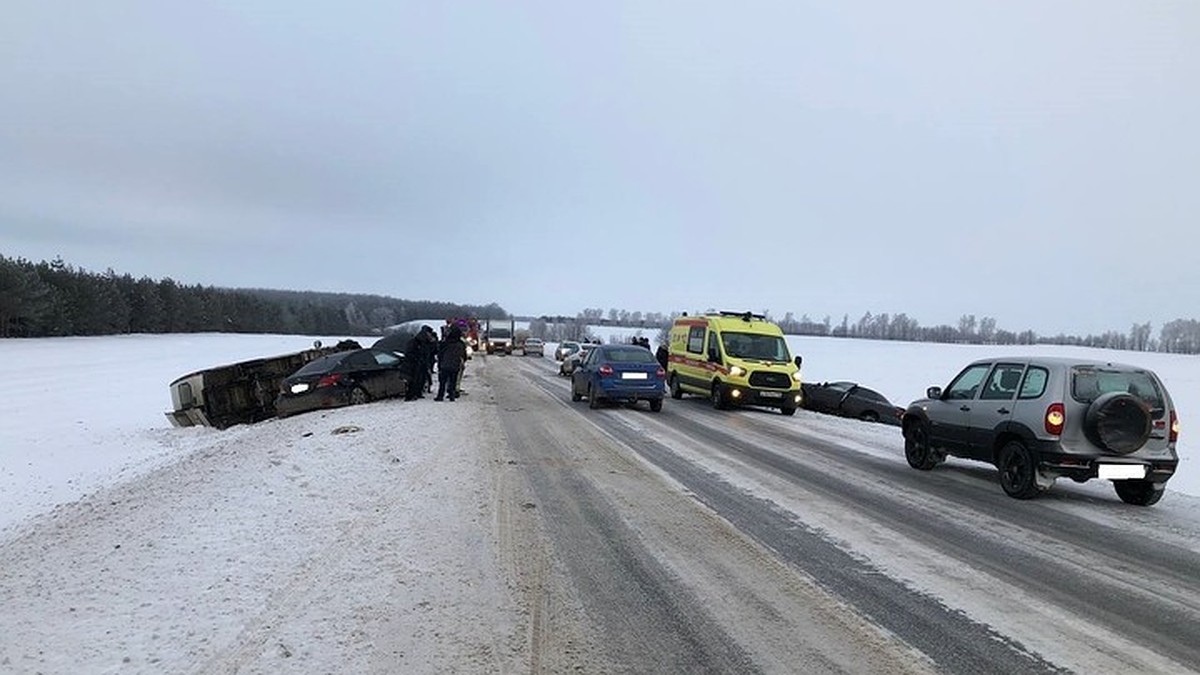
{"left": 484, "top": 319, "right": 515, "bottom": 355}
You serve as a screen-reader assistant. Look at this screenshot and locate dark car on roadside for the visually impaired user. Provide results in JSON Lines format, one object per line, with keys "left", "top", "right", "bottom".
{"left": 571, "top": 344, "right": 666, "bottom": 412}
{"left": 801, "top": 381, "right": 903, "bottom": 425}
{"left": 275, "top": 348, "right": 410, "bottom": 418}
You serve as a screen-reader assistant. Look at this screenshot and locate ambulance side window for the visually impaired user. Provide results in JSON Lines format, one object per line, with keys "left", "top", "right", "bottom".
{"left": 687, "top": 327, "right": 705, "bottom": 354}
{"left": 707, "top": 332, "right": 721, "bottom": 362}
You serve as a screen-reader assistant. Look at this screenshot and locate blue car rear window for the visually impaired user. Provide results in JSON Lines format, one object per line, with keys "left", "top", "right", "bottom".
{"left": 603, "top": 348, "right": 656, "bottom": 364}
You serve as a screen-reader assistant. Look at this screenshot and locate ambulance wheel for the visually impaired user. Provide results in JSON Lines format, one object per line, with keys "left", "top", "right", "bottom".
{"left": 711, "top": 382, "right": 729, "bottom": 410}
{"left": 669, "top": 374, "right": 683, "bottom": 399}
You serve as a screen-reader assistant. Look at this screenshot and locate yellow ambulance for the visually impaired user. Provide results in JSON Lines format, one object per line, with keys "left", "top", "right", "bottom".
{"left": 666, "top": 311, "right": 803, "bottom": 415}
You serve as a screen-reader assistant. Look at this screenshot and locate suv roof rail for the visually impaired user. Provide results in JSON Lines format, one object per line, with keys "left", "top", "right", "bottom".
{"left": 716, "top": 311, "right": 766, "bottom": 321}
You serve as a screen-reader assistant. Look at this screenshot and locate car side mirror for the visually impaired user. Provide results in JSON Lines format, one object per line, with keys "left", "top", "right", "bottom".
{"left": 927, "top": 386, "right": 943, "bottom": 399}
{"left": 794, "top": 355, "right": 803, "bottom": 368}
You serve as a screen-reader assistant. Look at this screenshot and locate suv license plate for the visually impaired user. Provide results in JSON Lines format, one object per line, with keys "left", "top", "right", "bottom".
{"left": 1098, "top": 464, "right": 1147, "bottom": 480}
{"left": 759, "top": 391, "right": 783, "bottom": 399}
{"left": 621, "top": 372, "right": 648, "bottom": 380}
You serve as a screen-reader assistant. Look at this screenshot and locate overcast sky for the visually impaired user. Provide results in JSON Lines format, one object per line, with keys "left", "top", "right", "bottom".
{"left": 2, "top": 1, "right": 1197, "bottom": 336}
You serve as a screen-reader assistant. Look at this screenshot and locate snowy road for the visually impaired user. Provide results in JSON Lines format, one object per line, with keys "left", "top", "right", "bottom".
{"left": 2, "top": 347, "right": 1199, "bottom": 673}
{"left": 503, "top": 355, "right": 1200, "bottom": 674}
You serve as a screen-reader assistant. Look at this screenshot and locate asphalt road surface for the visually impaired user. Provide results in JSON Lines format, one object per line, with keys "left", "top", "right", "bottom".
{"left": 487, "top": 352, "right": 1200, "bottom": 674}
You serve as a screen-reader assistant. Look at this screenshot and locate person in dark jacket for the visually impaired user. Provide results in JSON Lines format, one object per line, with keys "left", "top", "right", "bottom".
{"left": 403, "top": 331, "right": 427, "bottom": 400}
{"left": 655, "top": 343, "right": 669, "bottom": 371}
{"left": 417, "top": 325, "right": 438, "bottom": 393}
{"left": 435, "top": 326, "right": 468, "bottom": 401}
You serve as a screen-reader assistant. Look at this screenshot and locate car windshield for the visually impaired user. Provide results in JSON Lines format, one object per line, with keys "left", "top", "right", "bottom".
{"left": 1072, "top": 367, "right": 1164, "bottom": 410}
{"left": 721, "top": 332, "right": 791, "bottom": 361}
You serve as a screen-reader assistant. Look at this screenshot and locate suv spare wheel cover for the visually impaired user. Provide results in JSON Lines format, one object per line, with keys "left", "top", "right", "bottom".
{"left": 1084, "top": 392, "right": 1152, "bottom": 454}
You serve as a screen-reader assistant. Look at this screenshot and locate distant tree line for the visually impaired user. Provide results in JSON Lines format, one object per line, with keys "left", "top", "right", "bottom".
{"left": 772, "top": 311, "right": 1198, "bottom": 354}
{"left": 531, "top": 307, "right": 1200, "bottom": 356}
{"left": 0, "top": 254, "right": 507, "bottom": 338}
{"left": 5, "top": 253, "right": 1198, "bottom": 355}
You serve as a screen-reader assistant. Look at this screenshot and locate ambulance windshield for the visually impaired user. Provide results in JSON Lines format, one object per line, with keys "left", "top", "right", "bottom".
{"left": 721, "top": 332, "right": 791, "bottom": 362}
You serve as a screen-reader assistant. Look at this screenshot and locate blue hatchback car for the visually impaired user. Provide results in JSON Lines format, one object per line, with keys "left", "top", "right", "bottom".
{"left": 571, "top": 344, "right": 666, "bottom": 412}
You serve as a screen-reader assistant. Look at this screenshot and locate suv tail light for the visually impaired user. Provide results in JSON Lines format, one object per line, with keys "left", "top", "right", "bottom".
{"left": 1170, "top": 410, "right": 1179, "bottom": 442}
{"left": 656, "top": 367, "right": 666, "bottom": 379}
{"left": 599, "top": 364, "right": 613, "bottom": 376}
{"left": 1045, "top": 402, "right": 1065, "bottom": 435}
{"left": 317, "top": 373, "right": 343, "bottom": 388}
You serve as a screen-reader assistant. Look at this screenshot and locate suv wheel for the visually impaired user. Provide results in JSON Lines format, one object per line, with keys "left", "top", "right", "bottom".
{"left": 1085, "top": 392, "right": 1152, "bottom": 454}
{"left": 349, "top": 387, "right": 369, "bottom": 406}
{"left": 588, "top": 385, "right": 602, "bottom": 410}
{"left": 904, "top": 421, "right": 939, "bottom": 470}
{"left": 998, "top": 440, "right": 1041, "bottom": 499}
{"left": 1113, "top": 479, "right": 1165, "bottom": 506}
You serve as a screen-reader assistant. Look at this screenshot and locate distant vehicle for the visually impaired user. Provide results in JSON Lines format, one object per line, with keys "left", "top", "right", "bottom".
{"left": 275, "top": 348, "right": 411, "bottom": 418}
{"left": 165, "top": 341, "right": 355, "bottom": 429}
{"left": 484, "top": 318, "right": 515, "bottom": 355}
{"left": 559, "top": 343, "right": 598, "bottom": 377}
{"left": 801, "top": 381, "right": 903, "bottom": 425}
{"left": 554, "top": 340, "right": 582, "bottom": 361}
{"left": 522, "top": 337, "right": 545, "bottom": 357}
{"left": 440, "top": 318, "right": 481, "bottom": 353}
{"left": 902, "top": 356, "right": 1180, "bottom": 505}
{"left": 571, "top": 344, "right": 666, "bottom": 412}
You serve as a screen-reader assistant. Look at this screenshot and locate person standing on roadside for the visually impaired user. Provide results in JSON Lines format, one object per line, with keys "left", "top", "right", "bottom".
{"left": 435, "top": 325, "right": 468, "bottom": 401}
{"left": 417, "top": 325, "right": 438, "bottom": 393}
{"left": 655, "top": 342, "right": 669, "bottom": 371}
{"left": 403, "top": 330, "right": 427, "bottom": 401}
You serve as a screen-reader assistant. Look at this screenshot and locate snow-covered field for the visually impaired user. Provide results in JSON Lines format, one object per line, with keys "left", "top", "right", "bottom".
{"left": 1, "top": 330, "right": 1196, "bottom": 540}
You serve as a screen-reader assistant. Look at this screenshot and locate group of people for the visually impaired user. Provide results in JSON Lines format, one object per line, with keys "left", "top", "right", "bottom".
{"left": 630, "top": 335, "right": 671, "bottom": 371}
{"left": 403, "top": 324, "right": 469, "bottom": 402}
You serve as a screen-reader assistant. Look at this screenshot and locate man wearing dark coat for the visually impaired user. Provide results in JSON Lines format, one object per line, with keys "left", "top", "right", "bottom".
{"left": 403, "top": 331, "right": 427, "bottom": 400}
{"left": 416, "top": 326, "right": 438, "bottom": 393}
{"left": 655, "top": 343, "right": 669, "bottom": 371}
{"left": 435, "top": 326, "right": 468, "bottom": 401}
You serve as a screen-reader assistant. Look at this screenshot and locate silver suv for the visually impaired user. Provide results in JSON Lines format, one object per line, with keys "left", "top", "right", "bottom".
{"left": 901, "top": 356, "right": 1180, "bottom": 505}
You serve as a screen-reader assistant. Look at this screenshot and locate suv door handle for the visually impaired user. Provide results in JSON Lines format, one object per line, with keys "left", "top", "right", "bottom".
{"left": 997, "top": 407, "right": 1011, "bottom": 415}
{"left": 959, "top": 405, "right": 971, "bottom": 412}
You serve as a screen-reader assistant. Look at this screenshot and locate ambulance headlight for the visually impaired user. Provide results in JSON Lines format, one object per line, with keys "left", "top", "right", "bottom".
{"left": 729, "top": 366, "right": 746, "bottom": 377}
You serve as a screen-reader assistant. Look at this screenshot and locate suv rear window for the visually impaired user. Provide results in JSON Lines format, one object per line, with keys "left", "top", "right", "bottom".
{"left": 1071, "top": 367, "right": 1164, "bottom": 412}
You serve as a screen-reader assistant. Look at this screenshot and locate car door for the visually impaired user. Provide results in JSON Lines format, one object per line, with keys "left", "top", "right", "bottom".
{"left": 572, "top": 347, "right": 599, "bottom": 395}
{"left": 844, "top": 386, "right": 889, "bottom": 419}
{"left": 344, "top": 350, "right": 388, "bottom": 397}
{"left": 371, "top": 350, "right": 408, "bottom": 397}
{"left": 925, "top": 363, "right": 991, "bottom": 456}
{"left": 968, "top": 363, "right": 1025, "bottom": 460}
